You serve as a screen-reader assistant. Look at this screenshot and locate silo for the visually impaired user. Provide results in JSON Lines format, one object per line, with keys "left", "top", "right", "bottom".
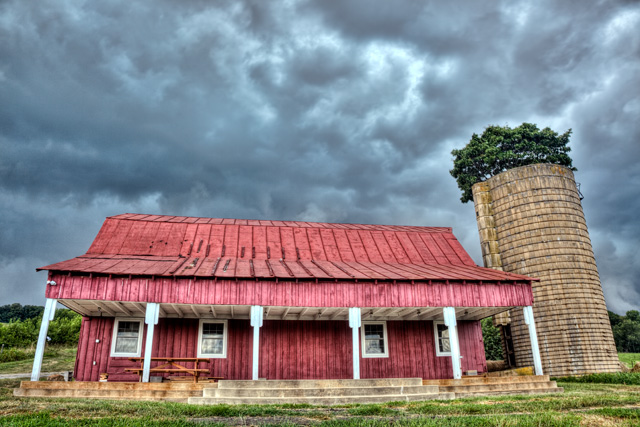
{"left": 472, "top": 163, "right": 619, "bottom": 376}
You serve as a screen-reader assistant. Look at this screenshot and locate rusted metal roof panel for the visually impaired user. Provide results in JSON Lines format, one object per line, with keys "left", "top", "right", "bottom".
{"left": 39, "top": 213, "right": 537, "bottom": 283}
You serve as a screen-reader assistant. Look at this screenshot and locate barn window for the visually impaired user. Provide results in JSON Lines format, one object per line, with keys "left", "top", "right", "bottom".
{"left": 361, "top": 321, "right": 389, "bottom": 358}
{"left": 110, "top": 318, "right": 144, "bottom": 357}
{"left": 197, "top": 319, "right": 228, "bottom": 358}
{"left": 434, "top": 322, "right": 451, "bottom": 356}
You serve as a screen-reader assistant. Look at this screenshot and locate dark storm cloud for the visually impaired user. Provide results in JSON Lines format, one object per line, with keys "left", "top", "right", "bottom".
{"left": 0, "top": 0, "right": 638, "bottom": 313}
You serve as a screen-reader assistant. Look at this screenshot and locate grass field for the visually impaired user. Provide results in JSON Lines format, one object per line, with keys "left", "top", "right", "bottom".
{"left": 0, "top": 345, "right": 76, "bottom": 375}
{"left": 1, "top": 380, "right": 639, "bottom": 426}
{"left": 0, "top": 350, "right": 639, "bottom": 425}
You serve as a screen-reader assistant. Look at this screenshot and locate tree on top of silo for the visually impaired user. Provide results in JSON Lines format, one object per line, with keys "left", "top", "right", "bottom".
{"left": 450, "top": 123, "right": 576, "bottom": 203}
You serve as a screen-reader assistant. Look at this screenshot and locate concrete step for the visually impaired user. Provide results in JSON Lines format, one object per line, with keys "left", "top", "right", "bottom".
{"left": 423, "top": 375, "right": 551, "bottom": 386}
{"left": 204, "top": 385, "right": 440, "bottom": 398}
{"left": 14, "top": 381, "right": 206, "bottom": 402}
{"left": 217, "top": 378, "right": 424, "bottom": 389}
{"left": 17, "top": 381, "right": 206, "bottom": 391}
{"left": 14, "top": 387, "right": 202, "bottom": 399}
{"left": 189, "top": 392, "right": 455, "bottom": 405}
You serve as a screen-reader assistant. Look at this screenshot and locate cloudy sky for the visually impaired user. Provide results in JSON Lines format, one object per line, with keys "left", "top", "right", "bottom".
{"left": 1, "top": 1, "right": 638, "bottom": 314}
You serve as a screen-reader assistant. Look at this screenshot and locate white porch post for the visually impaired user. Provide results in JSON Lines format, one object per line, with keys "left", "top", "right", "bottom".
{"left": 250, "top": 305, "right": 264, "bottom": 380}
{"left": 443, "top": 307, "right": 462, "bottom": 380}
{"left": 142, "top": 303, "right": 160, "bottom": 383}
{"left": 523, "top": 306, "right": 544, "bottom": 376}
{"left": 348, "top": 307, "right": 361, "bottom": 380}
{"left": 31, "top": 298, "right": 57, "bottom": 381}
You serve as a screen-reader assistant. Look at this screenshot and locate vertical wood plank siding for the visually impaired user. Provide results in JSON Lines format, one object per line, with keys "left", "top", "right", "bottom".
{"left": 48, "top": 276, "right": 532, "bottom": 308}
{"left": 74, "top": 317, "right": 485, "bottom": 381}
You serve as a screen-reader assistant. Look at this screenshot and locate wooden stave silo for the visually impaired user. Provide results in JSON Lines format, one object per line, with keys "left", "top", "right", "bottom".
{"left": 472, "top": 163, "right": 619, "bottom": 376}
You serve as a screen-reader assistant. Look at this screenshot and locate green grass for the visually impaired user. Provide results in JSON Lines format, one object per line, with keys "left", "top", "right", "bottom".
{"left": 619, "top": 353, "right": 640, "bottom": 369}
{"left": 0, "top": 345, "right": 76, "bottom": 374}
{"left": 1, "top": 379, "right": 639, "bottom": 426}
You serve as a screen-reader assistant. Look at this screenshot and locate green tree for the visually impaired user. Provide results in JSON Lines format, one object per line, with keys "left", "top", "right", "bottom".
{"left": 626, "top": 310, "right": 640, "bottom": 323}
{"left": 609, "top": 310, "right": 623, "bottom": 328}
{"left": 0, "top": 303, "right": 44, "bottom": 322}
{"left": 614, "top": 319, "right": 640, "bottom": 353}
{"left": 450, "top": 123, "right": 575, "bottom": 203}
{"left": 481, "top": 317, "right": 503, "bottom": 360}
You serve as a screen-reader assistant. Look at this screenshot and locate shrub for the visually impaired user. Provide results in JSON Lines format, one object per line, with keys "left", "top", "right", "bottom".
{"left": 481, "top": 318, "right": 503, "bottom": 360}
{"left": 0, "top": 309, "right": 81, "bottom": 348}
{"left": 0, "top": 347, "right": 33, "bottom": 363}
{"left": 0, "top": 318, "right": 39, "bottom": 347}
{"left": 48, "top": 311, "right": 82, "bottom": 345}
{"left": 556, "top": 372, "right": 640, "bottom": 385}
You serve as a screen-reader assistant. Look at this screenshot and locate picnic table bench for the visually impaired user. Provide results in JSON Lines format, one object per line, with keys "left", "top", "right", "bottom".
{"left": 125, "top": 357, "right": 210, "bottom": 383}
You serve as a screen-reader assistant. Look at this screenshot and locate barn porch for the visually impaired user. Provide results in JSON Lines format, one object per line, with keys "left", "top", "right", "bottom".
{"left": 32, "top": 299, "right": 544, "bottom": 384}
{"left": 14, "top": 376, "right": 562, "bottom": 403}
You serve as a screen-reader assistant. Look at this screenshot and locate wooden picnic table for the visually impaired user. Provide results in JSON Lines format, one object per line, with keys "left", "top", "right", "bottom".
{"left": 125, "top": 357, "right": 210, "bottom": 383}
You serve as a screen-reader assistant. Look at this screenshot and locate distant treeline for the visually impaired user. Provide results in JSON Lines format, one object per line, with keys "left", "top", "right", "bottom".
{"left": 609, "top": 310, "right": 640, "bottom": 353}
{"left": 0, "top": 303, "right": 81, "bottom": 348}
{"left": 0, "top": 303, "right": 44, "bottom": 323}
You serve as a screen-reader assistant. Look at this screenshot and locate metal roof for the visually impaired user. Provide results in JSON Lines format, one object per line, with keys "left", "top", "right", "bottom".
{"left": 39, "top": 213, "right": 534, "bottom": 283}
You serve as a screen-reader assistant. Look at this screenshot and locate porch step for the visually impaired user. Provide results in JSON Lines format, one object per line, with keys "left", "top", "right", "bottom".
{"left": 189, "top": 393, "right": 454, "bottom": 405}
{"left": 423, "top": 375, "right": 563, "bottom": 398}
{"left": 219, "top": 378, "right": 424, "bottom": 389}
{"left": 14, "top": 381, "right": 205, "bottom": 402}
{"left": 206, "top": 385, "right": 439, "bottom": 398}
{"left": 188, "top": 378, "right": 454, "bottom": 405}
{"left": 423, "top": 375, "right": 552, "bottom": 386}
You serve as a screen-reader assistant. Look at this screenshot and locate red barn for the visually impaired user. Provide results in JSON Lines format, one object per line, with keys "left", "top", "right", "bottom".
{"left": 32, "top": 213, "right": 543, "bottom": 383}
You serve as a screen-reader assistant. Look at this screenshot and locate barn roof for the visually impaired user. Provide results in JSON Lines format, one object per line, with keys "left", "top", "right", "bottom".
{"left": 39, "top": 213, "right": 533, "bottom": 282}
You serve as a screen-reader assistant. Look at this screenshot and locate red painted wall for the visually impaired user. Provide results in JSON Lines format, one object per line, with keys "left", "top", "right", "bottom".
{"left": 75, "top": 317, "right": 486, "bottom": 381}
{"left": 49, "top": 275, "right": 533, "bottom": 308}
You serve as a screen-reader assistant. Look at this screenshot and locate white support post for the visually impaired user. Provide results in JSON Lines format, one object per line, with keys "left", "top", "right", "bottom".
{"left": 523, "top": 306, "right": 543, "bottom": 376}
{"left": 348, "top": 307, "right": 361, "bottom": 380}
{"left": 31, "top": 298, "right": 57, "bottom": 381}
{"left": 250, "top": 305, "right": 264, "bottom": 380}
{"left": 443, "top": 307, "right": 462, "bottom": 380}
{"left": 142, "top": 303, "right": 160, "bottom": 383}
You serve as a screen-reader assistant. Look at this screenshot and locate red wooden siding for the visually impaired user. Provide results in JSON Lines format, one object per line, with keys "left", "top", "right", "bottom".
{"left": 74, "top": 317, "right": 486, "bottom": 381}
{"left": 75, "top": 317, "right": 253, "bottom": 382}
{"left": 75, "top": 317, "right": 114, "bottom": 382}
{"left": 360, "top": 321, "right": 484, "bottom": 379}
{"left": 259, "top": 320, "right": 353, "bottom": 379}
{"left": 49, "top": 275, "right": 533, "bottom": 308}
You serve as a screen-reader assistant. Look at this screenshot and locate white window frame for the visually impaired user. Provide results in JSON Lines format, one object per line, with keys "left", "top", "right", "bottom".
{"left": 110, "top": 318, "right": 144, "bottom": 357}
{"left": 434, "top": 321, "right": 452, "bottom": 357}
{"left": 197, "top": 319, "right": 228, "bottom": 358}
{"left": 361, "top": 321, "right": 389, "bottom": 358}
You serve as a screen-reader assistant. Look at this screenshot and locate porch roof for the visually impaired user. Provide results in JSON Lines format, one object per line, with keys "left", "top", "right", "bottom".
{"left": 59, "top": 301, "right": 512, "bottom": 322}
